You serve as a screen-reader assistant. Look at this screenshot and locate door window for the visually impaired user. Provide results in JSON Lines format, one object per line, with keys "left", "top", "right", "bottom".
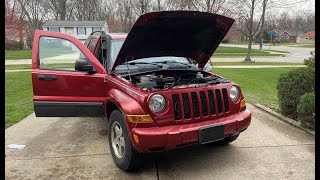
{"left": 88, "top": 38, "right": 97, "bottom": 52}
{"left": 38, "top": 36, "right": 90, "bottom": 70}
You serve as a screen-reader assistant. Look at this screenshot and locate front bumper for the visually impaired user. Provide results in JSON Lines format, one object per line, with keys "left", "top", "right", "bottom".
{"left": 131, "top": 110, "right": 251, "bottom": 153}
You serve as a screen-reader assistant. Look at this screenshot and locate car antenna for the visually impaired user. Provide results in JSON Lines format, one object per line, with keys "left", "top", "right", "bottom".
{"left": 125, "top": 56, "right": 133, "bottom": 82}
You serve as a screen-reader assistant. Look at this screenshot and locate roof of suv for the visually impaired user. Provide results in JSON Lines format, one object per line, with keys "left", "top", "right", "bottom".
{"left": 89, "top": 33, "right": 127, "bottom": 40}
{"left": 109, "top": 33, "right": 127, "bottom": 40}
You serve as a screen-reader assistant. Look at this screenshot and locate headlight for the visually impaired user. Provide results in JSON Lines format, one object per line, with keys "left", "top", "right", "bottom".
{"left": 230, "top": 86, "right": 239, "bottom": 102}
{"left": 149, "top": 94, "right": 166, "bottom": 113}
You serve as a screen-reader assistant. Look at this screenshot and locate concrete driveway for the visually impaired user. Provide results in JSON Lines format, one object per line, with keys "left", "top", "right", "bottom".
{"left": 5, "top": 104, "right": 315, "bottom": 179}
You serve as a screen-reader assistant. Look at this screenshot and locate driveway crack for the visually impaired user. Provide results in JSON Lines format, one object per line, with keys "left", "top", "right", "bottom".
{"left": 5, "top": 152, "right": 110, "bottom": 161}
{"left": 233, "top": 143, "right": 314, "bottom": 149}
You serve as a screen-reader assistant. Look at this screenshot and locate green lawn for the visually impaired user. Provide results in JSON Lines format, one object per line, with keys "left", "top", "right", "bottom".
{"left": 5, "top": 49, "right": 32, "bottom": 60}
{"left": 39, "top": 48, "right": 75, "bottom": 59}
{"left": 5, "top": 71, "right": 33, "bottom": 128}
{"left": 211, "top": 62, "right": 303, "bottom": 66}
{"left": 213, "top": 68, "right": 298, "bottom": 111}
{"left": 6, "top": 46, "right": 288, "bottom": 60}
{"left": 5, "top": 63, "right": 75, "bottom": 70}
{"left": 213, "top": 46, "right": 287, "bottom": 57}
{"left": 5, "top": 48, "right": 76, "bottom": 60}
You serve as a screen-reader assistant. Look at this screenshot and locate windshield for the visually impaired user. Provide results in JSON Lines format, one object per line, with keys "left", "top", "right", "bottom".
{"left": 127, "top": 56, "right": 192, "bottom": 64}
{"left": 110, "top": 40, "right": 125, "bottom": 70}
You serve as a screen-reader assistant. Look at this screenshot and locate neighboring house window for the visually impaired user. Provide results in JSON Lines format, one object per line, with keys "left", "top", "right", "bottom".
{"left": 305, "top": 37, "right": 309, "bottom": 40}
{"left": 77, "top": 27, "right": 86, "bottom": 35}
{"left": 92, "top": 27, "right": 102, "bottom": 32}
{"left": 49, "top": 27, "right": 60, "bottom": 32}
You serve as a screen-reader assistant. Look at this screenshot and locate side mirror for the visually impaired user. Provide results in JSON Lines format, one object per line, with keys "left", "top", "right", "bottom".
{"left": 75, "top": 59, "right": 95, "bottom": 73}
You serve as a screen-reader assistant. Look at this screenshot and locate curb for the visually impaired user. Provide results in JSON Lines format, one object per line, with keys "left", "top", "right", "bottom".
{"left": 253, "top": 103, "right": 315, "bottom": 136}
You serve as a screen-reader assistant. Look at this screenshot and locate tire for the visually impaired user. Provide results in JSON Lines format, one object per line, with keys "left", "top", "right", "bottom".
{"left": 108, "top": 110, "right": 142, "bottom": 171}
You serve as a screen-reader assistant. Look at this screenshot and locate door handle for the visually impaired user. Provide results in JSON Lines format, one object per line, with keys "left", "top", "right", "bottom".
{"left": 38, "top": 75, "right": 57, "bottom": 81}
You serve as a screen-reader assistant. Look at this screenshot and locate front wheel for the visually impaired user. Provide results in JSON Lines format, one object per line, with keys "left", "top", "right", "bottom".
{"left": 108, "top": 110, "right": 142, "bottom": 171}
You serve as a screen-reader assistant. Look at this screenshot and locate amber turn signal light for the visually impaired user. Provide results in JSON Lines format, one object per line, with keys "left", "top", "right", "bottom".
{"left": 127, "top": 115, "right": 153, "bottom": 123}
{"left": 240, "top": 99, "right": 246, "bottom": 108}
{"left": 133, "top": 134, "right": 139, "bottom": 144}
{"left": 240, "top": 99, "right": 246, "bottom": 111}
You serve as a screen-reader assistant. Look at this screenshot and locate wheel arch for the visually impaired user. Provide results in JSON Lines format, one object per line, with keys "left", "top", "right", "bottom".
{"left": 105, "top": 89, "right": 147, "bottom": 121}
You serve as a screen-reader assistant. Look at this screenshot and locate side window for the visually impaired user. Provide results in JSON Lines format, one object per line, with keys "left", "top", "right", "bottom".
{"left": 88, "top": 38, "right": 97, "bottom": 52}
{"left": 38, "top": 36, "right": 90, "bottom": 70}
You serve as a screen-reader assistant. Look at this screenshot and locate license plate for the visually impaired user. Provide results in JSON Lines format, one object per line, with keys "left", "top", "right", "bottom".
{"left": 199, "top": 124, "right": 224, "bottom": 144}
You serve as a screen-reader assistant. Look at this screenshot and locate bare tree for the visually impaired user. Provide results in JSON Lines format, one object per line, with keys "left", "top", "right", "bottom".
{"left": 231, "top": 0, "right": 262, "bottom": 62}
{"left": 44, "top": 0, "right": 78, "bottom": 21}
{"left": 259, "top": 0, "right": 268, "bottom": 50}
{"left": 135, "top": 0, "right": 152, "bottom": 14}
{"left": 16, "top": 0, "right": 49, "bottom": 47}
{"left": 244, "top": 0, "right": 257, "bottom": 62}
{"left": 167, "top": 0, "right": 195, "bottom": 10}
{"left": 117, "top": 0, "right": 135, "bottom": 32}
{"left": 190, "top": 0, "right": 231, "bottom": 15}
{"left": 277, "top": 12, "right": 293, "bottom": 29}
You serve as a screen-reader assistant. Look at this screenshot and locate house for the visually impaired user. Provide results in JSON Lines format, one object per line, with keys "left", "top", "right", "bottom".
{"left": 274, "top": 29, "right": 304, "bottom": 43}
{"left": 42, "top": 21, "right": 108, "bottom": 43}
{"left": 297, "top": 31, "right": 315, "bottom": 43}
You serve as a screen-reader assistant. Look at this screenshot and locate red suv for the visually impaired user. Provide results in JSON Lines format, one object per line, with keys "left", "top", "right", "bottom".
{"left": 32, "top": 11, "right": 251, "bottom": 171}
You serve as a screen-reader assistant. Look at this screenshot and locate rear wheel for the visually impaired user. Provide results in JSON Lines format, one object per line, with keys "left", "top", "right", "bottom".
{"left": 108, "top": 110, "right": 142, "bottom": 171}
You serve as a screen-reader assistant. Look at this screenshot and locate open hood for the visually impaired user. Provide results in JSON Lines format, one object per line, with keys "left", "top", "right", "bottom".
{"left": 112, "top": 11, "right": 234, "bottom": 71}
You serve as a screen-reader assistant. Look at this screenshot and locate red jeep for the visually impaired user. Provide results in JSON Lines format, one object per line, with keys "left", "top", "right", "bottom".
{"left": 32, "top": 11, "right": 251, "bottom": 171}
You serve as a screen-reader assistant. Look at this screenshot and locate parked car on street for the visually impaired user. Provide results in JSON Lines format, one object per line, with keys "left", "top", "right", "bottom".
{"left": 32, "top": 11, "right": 251, "bottom": 171}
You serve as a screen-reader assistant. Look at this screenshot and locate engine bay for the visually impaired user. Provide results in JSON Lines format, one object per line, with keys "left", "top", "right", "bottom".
{"left": 121, "top": 70, "right": 230, "bottom": 91}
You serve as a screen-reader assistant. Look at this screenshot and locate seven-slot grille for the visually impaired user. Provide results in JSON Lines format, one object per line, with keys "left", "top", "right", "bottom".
{"left": 172, "top": 88, "right": 229, "bottom": 120}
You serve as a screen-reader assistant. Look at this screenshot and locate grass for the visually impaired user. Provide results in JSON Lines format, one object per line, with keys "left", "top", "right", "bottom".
{"left": 213, "top": 68, "right": 298, "bottom": 111}
{"left": 6, "top": 46, "right": 288, "bottom": 60}
{"left": 213, "top": 46, "right": 287, "bottom": 57}
{"left": 5, "top": 48, "right": 76, "bottom": 60}
{"left": 5, "top": 71, "right": 34, "bottom": 128}
{"left": 5, "top": 49, "right": 32, "bottom": 60}
{"left": 39, "top": 48, "right": 75, "bottom": 58}
{"left": 5, "top": 63, "right": 75, "bottom": 70}
{"left": 211, "top": 62, "right": 304, "bottom": 66}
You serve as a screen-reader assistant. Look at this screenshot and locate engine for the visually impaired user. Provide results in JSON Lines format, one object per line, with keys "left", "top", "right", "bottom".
{"left": 123, "top": 70, "right": 230, "bottom": 91}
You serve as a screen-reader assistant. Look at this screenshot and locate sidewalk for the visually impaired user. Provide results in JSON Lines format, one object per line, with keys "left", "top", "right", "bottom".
{"left": 5, "top": 59, "right": 32, "bottom": 65}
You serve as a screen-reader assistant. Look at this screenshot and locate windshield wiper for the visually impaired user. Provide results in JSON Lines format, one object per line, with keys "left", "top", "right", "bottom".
{"left": 123, "top": 62, "right": 163, "bottom": 68}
